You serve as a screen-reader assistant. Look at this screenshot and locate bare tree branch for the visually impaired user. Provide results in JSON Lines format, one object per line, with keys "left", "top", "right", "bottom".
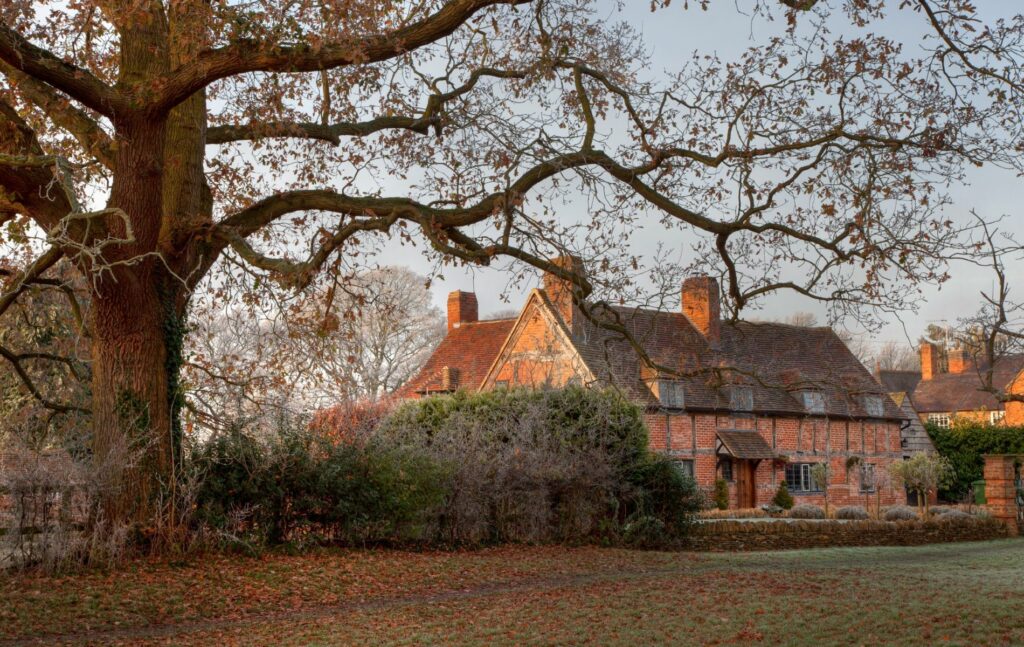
{"left": 152, "top": 0, "right": 531, "bottom": 115}
{"left": 0, "top": 24, "right": 123, "bottom": 117}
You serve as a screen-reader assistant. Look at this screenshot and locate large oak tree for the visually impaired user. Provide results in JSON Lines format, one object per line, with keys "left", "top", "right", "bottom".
{"left": 0, "top": 0, "right": 1018, "bottom": 529}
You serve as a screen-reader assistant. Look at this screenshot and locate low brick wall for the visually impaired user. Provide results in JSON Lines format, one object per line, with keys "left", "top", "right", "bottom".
{"left": 685, "top": 517, "right": 1010, "bottom": 551}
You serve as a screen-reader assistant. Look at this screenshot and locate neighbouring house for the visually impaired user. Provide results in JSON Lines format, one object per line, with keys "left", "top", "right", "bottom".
{"left": 398, "top": 258, "right": 907, "bottom": 509}
{"left": 885, "top": 391, "right": 938, "bottom": 507}
{"left": 886, "top": 392, "right": 934, "bottom": 455}
{"left": 907, "top": 342, "right": 1024, "bottom": 428}
{"left": 875, "top": 369, "right": 935, "bottom": 455}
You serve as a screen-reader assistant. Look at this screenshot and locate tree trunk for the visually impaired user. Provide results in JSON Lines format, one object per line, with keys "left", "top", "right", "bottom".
{"left": 79, "top": 0, "right": 212, "bottom": 536}
{"left": 90, "top": 270, "right": 178, "bottom": 528}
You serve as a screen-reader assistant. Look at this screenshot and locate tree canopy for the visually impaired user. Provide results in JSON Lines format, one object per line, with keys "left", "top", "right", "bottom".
{"left": 2, "top": 0, "right": 1022, "bottom": 529}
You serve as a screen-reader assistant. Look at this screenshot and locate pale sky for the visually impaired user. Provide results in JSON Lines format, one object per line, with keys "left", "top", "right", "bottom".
{"left": 371, "top": 1, "right": 1024, "bottom": 353}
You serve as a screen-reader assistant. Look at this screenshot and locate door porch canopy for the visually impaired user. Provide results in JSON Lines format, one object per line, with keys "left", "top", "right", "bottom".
{"left": 716, "top": 430, "right": 775, "bottom": 462}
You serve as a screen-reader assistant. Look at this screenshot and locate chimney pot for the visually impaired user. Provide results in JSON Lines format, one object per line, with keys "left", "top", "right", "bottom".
{"left": 681, "top": 276, "right": 721, "bottom": 345}
{"left": 542, "top": 255, "right": 586, "bottom": 331}
{"left": 920, "top": 341, "right": 940, "bottom": 381}
{"left": 440, "top": 366, "right": 459, "bottom": 391}
{"left": 447, "top": 291, "right": 478, "bottom": 330}
{"left": 948, "top": 347, "right": 974, "bottom": 375}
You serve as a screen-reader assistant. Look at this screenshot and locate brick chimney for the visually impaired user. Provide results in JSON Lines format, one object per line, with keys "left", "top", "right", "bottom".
{"left": 447, "top": 290, "right": 478, "bottom": 330}
{"left": 948, "top": 347, "right": 974, "bottom": 374}
{"left": 440, "top": 366, "right": 460, "bottom": 391}
{"left": 681, "top": 276, "right": 721, "bottom": 345}
{"left": 542, "top": 255, "right": 585, "bottom": 331}
{"left": 920, "top": 341, "right": 940, "bottom": 381}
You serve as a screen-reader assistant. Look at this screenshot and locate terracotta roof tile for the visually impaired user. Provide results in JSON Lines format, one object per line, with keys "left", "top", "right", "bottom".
{"left": 910, "top": 355, "right": 1024, "bottom": 413}
{"left": 397, "top": 318, "right": 516, "bottom": 395}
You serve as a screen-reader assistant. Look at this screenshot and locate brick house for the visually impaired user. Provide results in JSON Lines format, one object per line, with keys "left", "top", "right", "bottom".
{"left": 902, "top": 343, "right": 1024, "bottom": 428}
{"left": 399, "top": 261, "right": 907, "bottom": 509}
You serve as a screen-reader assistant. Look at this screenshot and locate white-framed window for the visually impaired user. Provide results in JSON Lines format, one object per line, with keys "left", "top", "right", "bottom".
{"left": 784, "top": 463, "right": 821, "bottom": 493}
{"left": 859, "top": 463, "right": 876, "bottom": 492}
{"left": 658, "top": 379, "right": 685, "bottom": 408}
{"left": 863, "top": 395, "right": 884, "bottom": 418}
{"left": 927, "top": 413, "right": 951, "bottom": 429}
{"left": 730, "top": 385, "right": 754, "bottom": 412}
{"left": 990, "top": 410, "right": 1006, "bottom": 425}
{"left": 675, "top": 459, "right": 695, "bottom": 479}
{"left": 801, "top": 390, "right": 826, "bottom": 414}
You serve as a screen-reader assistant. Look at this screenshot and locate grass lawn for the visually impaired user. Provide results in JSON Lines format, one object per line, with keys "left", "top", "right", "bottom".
{"left": 1, "top": 539, "right": 1022, "bottom": 646}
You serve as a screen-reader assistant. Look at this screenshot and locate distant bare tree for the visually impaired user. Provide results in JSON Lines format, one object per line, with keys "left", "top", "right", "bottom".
{"left": 946, "top": 217, "right": 1024, "bottom": 408}
{"left": 184, "top": 267, "right": 443, "bottom": 433}
{"left": 484, "top": 308, "right": 521, "bottom": 321}
{"left": 869, "top": 341, "right": 919, "bottom": 372}
{"left": 781, "top": 312, "right": 820, "bottom": 328}
{"left": 287, "top": 267, "right": 446, "bottom": 403}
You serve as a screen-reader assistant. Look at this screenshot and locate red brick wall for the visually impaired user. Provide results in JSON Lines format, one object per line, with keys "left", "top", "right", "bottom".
{"left": 983, "top": 454, "right": 1021, "bottom": 535}
{"left": 652, "top": 412, "right": 906, "bottom": 509}
{"left": 415, "top": 293, "right": 908, "bottom": 512}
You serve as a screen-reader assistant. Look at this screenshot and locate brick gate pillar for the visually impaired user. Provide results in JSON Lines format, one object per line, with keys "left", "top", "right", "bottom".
{"left": 983, "top": 454, "right": 1023, "bottom": 536}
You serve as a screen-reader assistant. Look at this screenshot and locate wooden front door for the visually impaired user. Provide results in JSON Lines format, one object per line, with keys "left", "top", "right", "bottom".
{"left": 736, "top": 460, "right": 757, "bottom": 509}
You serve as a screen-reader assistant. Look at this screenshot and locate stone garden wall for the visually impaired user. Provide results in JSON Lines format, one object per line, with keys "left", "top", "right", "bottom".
{"left": 686, "top": 517, "right": 1009, "bottom": 551}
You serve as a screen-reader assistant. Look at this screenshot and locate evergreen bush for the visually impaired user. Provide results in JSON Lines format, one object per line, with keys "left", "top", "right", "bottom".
{"left": 191, "top": 418, "right": 446, "bottom": 545}
{"left": 713, "top": 479, "right": 730, "bottom": 510}
{"left": 771, "top": 480, "right": 794, "bottom": 510}
{"left": 927, "top": 422, "right": 1024, "bottom": 500}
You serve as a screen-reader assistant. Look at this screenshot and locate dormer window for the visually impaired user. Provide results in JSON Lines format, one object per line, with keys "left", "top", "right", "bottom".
{"left": 801, "top": 390, "right": 825, "bottom": 414}
{"left": 730, "top": 385, "right": 753, "bottom": 412}
{"left": 862, "top": 395, "right": 884, "bottom": 418}
{"left": 657, "top": 379, "right": 685, "bottom": 408}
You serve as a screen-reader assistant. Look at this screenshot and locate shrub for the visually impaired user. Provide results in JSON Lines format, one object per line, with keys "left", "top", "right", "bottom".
{"left": 626, "top": 454, "right": 702, "bottom": 536}
{"left": 699, "top": 508, "right": 766, "bottom": 520}
{"left": 888, "top": 452, "right": 954, "bottom": 517}
{"left": 883, "top": 505, "right": 919, "bottom": 522}
{"left": 835, "top": 506, "right": 869, "bottom": 520}
{"left": 927, "top": 422, "right": 1024, "bottom": 500}
{"left": 929, "top": 505, "right": 953, "bottom": 516}
{"left": 771, "top": 481, "right": 794, "bottom": 510}
{"left": 375, "top": 386, "right": 699, "bottom": 546}
{"left": 622, "top": 515, "right": 668, "bottom": 548}
{"left": 713, "top": 479, "right": 729, "bottom": 510}
{"left": 935, "top": 509, "right": 973, "bottom": 523}
{"left": 789, "top": 504, "right": 825, "bottom": 519}
{"left": 191, "top": 418, "right": 446, "bottom": 545}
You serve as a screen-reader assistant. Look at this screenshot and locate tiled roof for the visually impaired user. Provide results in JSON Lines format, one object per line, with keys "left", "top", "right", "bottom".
{"left": 876, "top": 370, "right": 922, "bottom": 394}
{"left": 571, "top": 303, "right": 905, "bottom": 420}
{"left": 396, "top": 318, "right": 516, "bottom": 395}
{"left": 909, "top": 355, "right": 1024, "bottom": 413}
{"left": 400, "top": 290, "right": 904, "bottom": 422}
{"left": 717, "top": 430, "right": 775, "bottom": 460}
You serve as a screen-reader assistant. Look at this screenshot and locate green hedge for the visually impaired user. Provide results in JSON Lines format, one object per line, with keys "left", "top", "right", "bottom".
{"left": 192, "top": 386, "right": 702, "bottom": 549}
{"left": 927, "top": 422, "right": 1024, "bottom": 500}
{"left": 379, "top": 386, "right": 649, "bottom": 465}
{"left": 191, "top": 422, "right": 446, "bottom": 546}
